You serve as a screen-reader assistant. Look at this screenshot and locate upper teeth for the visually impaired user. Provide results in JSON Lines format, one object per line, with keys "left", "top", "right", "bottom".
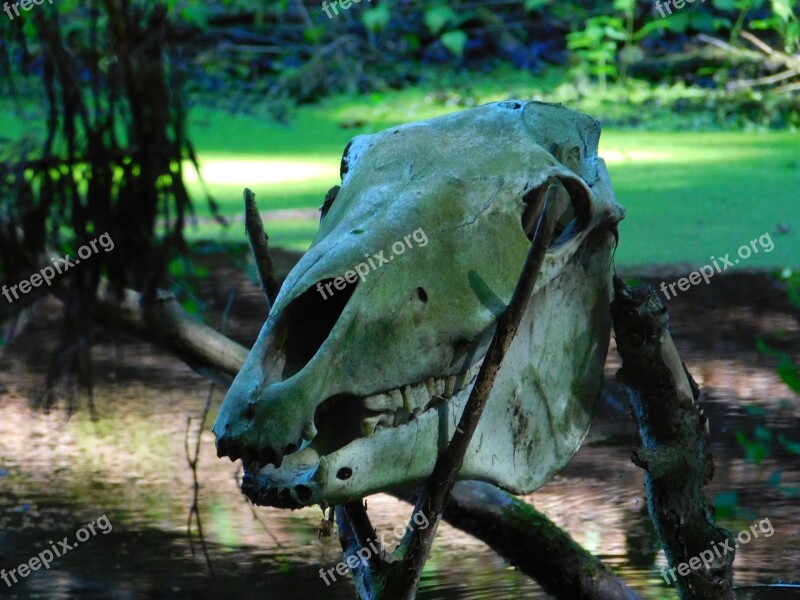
{"left": 359, "top": 361, "right": 483, "bottom": 437}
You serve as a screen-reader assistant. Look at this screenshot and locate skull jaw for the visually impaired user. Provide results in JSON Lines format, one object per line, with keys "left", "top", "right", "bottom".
{"left": 242, "top": 399, "right": 448, "bottom": 509}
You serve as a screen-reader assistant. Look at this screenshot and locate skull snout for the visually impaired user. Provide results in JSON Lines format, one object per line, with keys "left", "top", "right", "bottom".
{"left": 214, "top": 389, "right": 314, "bottom": 471}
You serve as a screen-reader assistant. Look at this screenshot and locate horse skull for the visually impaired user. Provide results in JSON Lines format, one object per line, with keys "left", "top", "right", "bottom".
{"left": 213, "top": 101, "right": 624, "bottom": 509}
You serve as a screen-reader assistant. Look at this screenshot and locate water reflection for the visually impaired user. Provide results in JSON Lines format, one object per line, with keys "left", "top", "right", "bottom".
{"left": 1, "top": 271, "right": 798, "bottom": 599}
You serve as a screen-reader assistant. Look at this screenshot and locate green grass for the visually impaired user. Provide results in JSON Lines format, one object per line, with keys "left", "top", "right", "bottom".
{"left": 2, "top": 68, "right": 798, "bottom": 265}
{"left": 183, "top": 101, "right": 799, "bottom": 267}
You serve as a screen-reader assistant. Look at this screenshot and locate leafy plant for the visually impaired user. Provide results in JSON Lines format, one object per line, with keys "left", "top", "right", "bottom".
{"left": 713, "top": 0, "right": 799, "bottom": 51}
{"left": 566, "top": 2, "right": 665, "bottom": 88}
{"left": 422, "top": 3, "right": 471, "bottom": 57}
{"left": 362, "top": 3, "right": 392, "bottom": 33}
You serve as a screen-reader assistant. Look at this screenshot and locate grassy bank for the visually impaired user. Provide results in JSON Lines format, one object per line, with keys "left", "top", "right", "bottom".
{"left": 2, "top": 69, "right": 797, "bottom": 267}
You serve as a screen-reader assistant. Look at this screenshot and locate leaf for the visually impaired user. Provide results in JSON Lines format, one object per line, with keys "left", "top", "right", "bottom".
{"left": 754, "top": 425, "right": 773, "bottom": 442}
{"left": 712, "top": 491, "right": 740, "bottom": 518}
{"left": 440, "top": 30, "right": 468, "bottom": 57}
{"left": 777, "top": 356, "right": 800, "bottom": 394}
{"left": 424, "top": 5, "right": 458, "bottom": 35}
{"left": 362, "top": 4, "right": 391, "bottom": 33}
{"left": 785, "top": 270, "right": 800, "bottom": 309}
{"left": 303, "top": 26, "right": 325, "bottom": 44}
{"left": 636, "top": 20, "right": 668, "bottom": 39}
{"left": 613, "top": 0, "right": 636, "bottom": 12}
{"left": 771, "top": 0, "right": 796, "bottom": 22}
{"left": 181, "top": 298, "right": 199, "bottom": 315}
{"left": 778, "top": 435, "right": 800, "bottom": 456}
{"left": 713, "top": 490, "right": 739, "bottom": 507}
{"left": 663, "top": 12, "right": 692, "bottom": 33}
{"left": 687, "top": 11, "right": 718, "bottom": 32}
{"left": 742, "top": 404, "right": 767, "bottom": 417}
{"left": 756, "top": 339, "right": 800, "bottom": 395}
{"left": 735, "top": 429, "right": 769, "bottom": 464}
{"left": 180, "top": 4, "right": 209, "bottom": 29}
{"left": 524, "top": 0, "right": 552, "bottom": 11}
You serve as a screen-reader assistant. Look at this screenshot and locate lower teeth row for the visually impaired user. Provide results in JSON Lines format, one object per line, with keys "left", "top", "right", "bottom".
{"left": 359, "top": 362, "right": 483, "bottom": 437}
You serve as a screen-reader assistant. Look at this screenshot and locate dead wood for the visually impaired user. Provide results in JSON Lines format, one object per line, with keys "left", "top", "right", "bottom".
{"left": 611, "top": 278, "right": 735, "bottom": 600}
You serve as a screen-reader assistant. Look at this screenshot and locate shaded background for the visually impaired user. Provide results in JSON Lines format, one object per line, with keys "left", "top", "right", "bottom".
{"left": 1, "top": 0, "right": 799, "bottom": 598}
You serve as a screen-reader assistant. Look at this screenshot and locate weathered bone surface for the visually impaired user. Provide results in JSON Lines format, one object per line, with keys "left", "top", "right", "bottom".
{"left": 213, "top": 101, "right": 625, "bottom": 509}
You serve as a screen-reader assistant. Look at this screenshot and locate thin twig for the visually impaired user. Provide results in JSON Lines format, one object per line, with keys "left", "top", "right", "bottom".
{"left": 184, "top": 292, "right": 235, "bottom": 579}
{"left": 394, "top": 185, "right": 559, "bottom": 598}
{"left": 185, "top": 383, "right": 217, "bottom": 579}
{"left": 775, "top": 81, "right": 800, "bottom": 94}
{"left": 244, "top": 188, "right": 281, "bottom": 306}
{"left": 740, "top": 30, "right": 775, "bottom": 55}
{"left": 731, "top": 68, "right": 799, "bottom": 89}
{"left": 697, "top": 33, "right": 740, "bottom": 54}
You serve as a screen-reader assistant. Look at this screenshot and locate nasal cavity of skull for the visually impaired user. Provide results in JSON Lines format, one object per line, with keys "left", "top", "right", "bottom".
{"left": 521, "top": 179, "right": 581, "bottom": 247}
{"left": 276, "top": 279, "right": 358, "bottom": 379}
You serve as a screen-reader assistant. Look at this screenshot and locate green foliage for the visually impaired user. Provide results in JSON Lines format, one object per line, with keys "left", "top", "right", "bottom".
{"left": 440, "top": 30, "right": 468, "bottom": 57}
{"left": 524, "top": 0, "right": 552, "bottom": 11}
{"left": 736, "top": 269, "right": 799, "bottom": 493}
{"left": 566, "top": 2, "right": 665, "bottom": 87}
{"left": 735, "top": 428, "right": 770, "bottom": 464}
{"left": 424, "top": 5, "right": 458, "bottom": 35}
{"left": 362, "top": 3, "right": 391, "bottom": 33}
{"left": 712, "top": 491, "right": 740, "bottom": 519}
{"left": 422, "top": 3, "right": 470, "bottom": 57}
{"left": 712, "top": 0, "right": 799, "bottom": 51}
{"left": 757, "top": 338, "right": 800, "bottom": 395}
{"left": 567, "top": 16, "right": 627, "bottom": 88}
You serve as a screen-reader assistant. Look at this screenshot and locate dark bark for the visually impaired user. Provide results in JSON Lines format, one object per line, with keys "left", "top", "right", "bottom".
{"left": 611, "top": 278, "right": 735, "bottom": 600}
{"left": 244, "top": 188, "right": 281, "bottom": 305}
{"left": 91, "top": 280, "right": 249, "bottom": 385}
{"left": 398, "top": 482, "right": 641, "bottom": 600}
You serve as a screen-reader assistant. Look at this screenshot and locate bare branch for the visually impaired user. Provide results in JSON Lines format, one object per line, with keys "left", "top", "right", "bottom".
{"left": 244, "top": 188, "right": 281, "bottom": 306}
{"left": 611, "top": 278, "right": 735, "bottom": 599}
{"left": 392, "top": 186, "right": 559, "bottom": 598}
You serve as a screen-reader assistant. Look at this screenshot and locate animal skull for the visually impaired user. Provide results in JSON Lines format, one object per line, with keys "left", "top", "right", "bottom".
{"left": 213, "top": 101, "right": 624, "bottom": 509}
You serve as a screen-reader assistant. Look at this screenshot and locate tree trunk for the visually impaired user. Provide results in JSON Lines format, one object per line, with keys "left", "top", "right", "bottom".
{"left": 611, "top": 278, "right": 735, "bottom": 599}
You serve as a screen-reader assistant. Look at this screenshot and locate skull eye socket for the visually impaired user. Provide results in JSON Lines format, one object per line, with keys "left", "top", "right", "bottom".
{"left": 276, "top": 278, "right": 358, "bottom": 379}
{"left": 521, "top": 176, "right": 589, "bottom": 247}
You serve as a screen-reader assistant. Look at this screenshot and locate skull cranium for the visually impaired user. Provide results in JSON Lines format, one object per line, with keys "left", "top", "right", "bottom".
{"left": 213, "top": 101, "right": 624, "bottom": 509}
